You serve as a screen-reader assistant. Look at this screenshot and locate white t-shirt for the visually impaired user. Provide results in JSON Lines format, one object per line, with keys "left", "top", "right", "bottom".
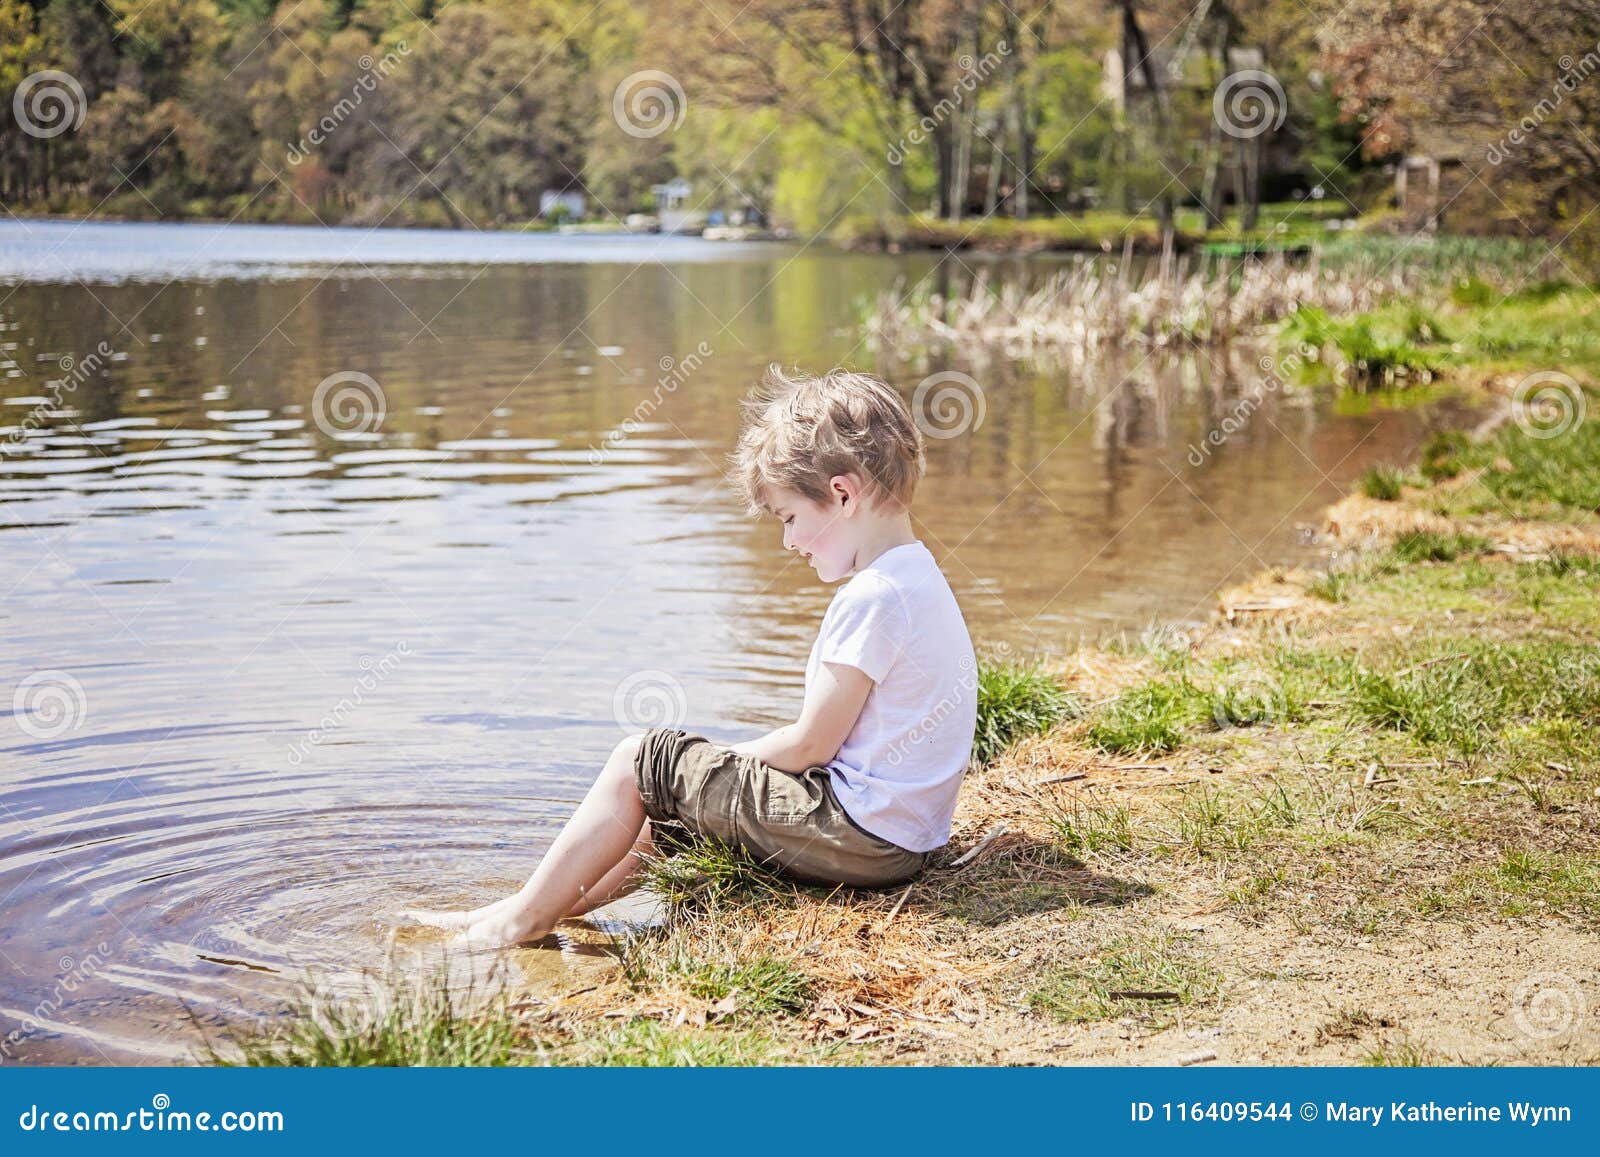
{"left": 803, "top": 541, "right": 978, "bottom": 853}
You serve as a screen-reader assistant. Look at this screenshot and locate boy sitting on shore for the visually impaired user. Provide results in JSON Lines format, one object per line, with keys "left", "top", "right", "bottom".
{"left": 404, "top": 366, "right": 978, "bottom": 946}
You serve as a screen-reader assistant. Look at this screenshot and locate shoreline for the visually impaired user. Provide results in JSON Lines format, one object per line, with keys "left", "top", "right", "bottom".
{"left": 0, "top": 205, "right": 1344, "bottom": 256}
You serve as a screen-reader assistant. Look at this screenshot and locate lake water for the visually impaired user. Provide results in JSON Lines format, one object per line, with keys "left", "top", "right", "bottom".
{"left": 0, "top": 221, "right": 1466, "bottom": 1063}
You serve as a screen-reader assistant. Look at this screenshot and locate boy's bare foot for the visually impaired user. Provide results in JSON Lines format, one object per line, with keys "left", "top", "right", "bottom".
{"left": 454, "top": 911, "right": 544, "bottom": 949}
{"left": 398, "top": 892, "right": 518, "bottom": 932}
{"left": 397, "top": 907, "right": 475, "bottom": 931}
{"left": 400, "top": 894, "right": 552, "bottom": 948}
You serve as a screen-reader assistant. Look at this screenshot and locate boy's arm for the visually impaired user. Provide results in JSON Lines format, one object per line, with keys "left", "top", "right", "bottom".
{"left": 730, "top": 661, "right": 872, "bottom": 772}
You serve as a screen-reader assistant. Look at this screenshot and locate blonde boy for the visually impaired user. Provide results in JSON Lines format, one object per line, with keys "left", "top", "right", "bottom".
{"left": 405, "top": 367, "right": 978, "bottom": 946}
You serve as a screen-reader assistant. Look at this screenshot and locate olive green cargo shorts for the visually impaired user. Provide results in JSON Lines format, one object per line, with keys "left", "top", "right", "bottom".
{"left": 633, "top": 727, "right": 929, "bottom": 888}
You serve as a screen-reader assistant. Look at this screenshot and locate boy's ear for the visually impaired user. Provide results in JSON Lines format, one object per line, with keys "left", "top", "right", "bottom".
{"left": 829, "top": 472, "right": 862, "bottom": 512}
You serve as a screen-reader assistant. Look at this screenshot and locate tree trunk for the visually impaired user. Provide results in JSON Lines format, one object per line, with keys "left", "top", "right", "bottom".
{"left": 1016, "top": 57, "right": 1035, "bottom": 220}
{"left": 1198, "top": 13, "right": 1233, "bottom": 231}
{"left": 934, "top": 124, "right": 954, "bottom": 218}
{"left": 1241, "top": 135, "right": 1261, "bottom": 229}
{"left": 1120, "top": 0, "right": 1175, "bottom": 240}
{"left": 983, "top": 119, "right": 1003, "bottom": 216}
{"left": 1002, "top": 4, "right": 1032, "bottom": 219}
{"left": 952, "top": 99, "right": 973, "bottom": 221}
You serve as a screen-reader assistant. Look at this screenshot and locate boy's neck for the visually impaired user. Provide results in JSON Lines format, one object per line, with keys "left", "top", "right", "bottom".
{"left": 849, "top": 513, "right": 919, "bottom": 573}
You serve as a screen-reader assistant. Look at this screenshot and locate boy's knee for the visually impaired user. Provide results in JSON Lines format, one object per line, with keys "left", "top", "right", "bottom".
{"left": 610, "top": 733, "right": 645, "bottom": 779}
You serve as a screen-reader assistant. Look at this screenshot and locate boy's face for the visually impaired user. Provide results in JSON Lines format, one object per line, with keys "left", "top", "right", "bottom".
{"left": 767, "top": 483, "right": 859, "bottom": 583}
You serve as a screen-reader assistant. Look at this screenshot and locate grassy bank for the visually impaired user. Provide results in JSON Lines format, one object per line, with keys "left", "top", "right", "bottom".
{"left": 1282, "top": 276, "right": 1600, "bottom": 389}
{"left": 832, "top": 201, "right": 1357, "bottom": 253}
{"left": 220, "top": 372, "right": 1599, "bottom": 1065}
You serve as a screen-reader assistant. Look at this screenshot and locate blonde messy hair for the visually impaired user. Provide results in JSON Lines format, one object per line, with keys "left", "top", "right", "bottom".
{"left": 731, "top": 364, "right": 924, "bottom": 514}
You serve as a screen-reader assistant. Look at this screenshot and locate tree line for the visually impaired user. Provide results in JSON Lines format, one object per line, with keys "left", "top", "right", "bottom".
{"left": 0, "top": 0, "right": 1595, "bottom": 260}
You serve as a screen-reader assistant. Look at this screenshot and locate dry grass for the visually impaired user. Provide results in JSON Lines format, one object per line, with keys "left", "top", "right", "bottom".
{"left": 862, "top": 252, "right": 1426, "bottom": 363}
{"left": 1322, "top": 490, "right": 1600, "bottom": 557}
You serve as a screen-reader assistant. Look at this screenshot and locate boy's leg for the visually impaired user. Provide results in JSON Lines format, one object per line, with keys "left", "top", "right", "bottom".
{"left": 565, "top": 821, "right": 654, "bottom": 917}
{"left": 402, "top": 735, "right": 648, "bottom": 945}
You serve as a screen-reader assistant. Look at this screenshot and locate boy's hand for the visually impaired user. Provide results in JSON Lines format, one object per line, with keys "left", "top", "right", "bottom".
{"left": 731, "top": 661, "right": 872, "bottom": 772}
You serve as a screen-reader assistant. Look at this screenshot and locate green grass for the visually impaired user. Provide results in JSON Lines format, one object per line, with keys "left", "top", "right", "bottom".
{"left": 1283, "top": 274, "right": 1600, "bottom": 407}
{"left": 1162, "top": 785, "right": 1262, "bottom": 854}
{"left": 1402, "top": 304, "right": 1450, "bottom": 345}
{"left": 1082, "top": 544, "right": 1600, "bottom": 771}
{"left": 1389, "top": 530, "right": 1490, "bottom": 563}
{"left": 1283, "top": 306, "right": 1440, "bottom": 386}
{"left": 1086, "top": 678, "right": 1205, "bottom": 754}
{"left": 1349, "top": 662, "right": 1481, "bottom": 748}
{"left": 1420, "top": 848, "right": 1600, "bottom": 925}
{"left": 1450, "top": 411, "right": 1600, "bottom": 517}
{"left": 1029, "top": 931, "right": 1222, "bottom": 1027}
{"left": 668, "top": 955, "right": 814, "bottom": 1016}
{"left": 1330, "top": 318, "right": 1439, "bottom": 384}
{"left": 1314, "top": 234, "right": 1554, "bottom": 287}
{"left": 973, "top": 659, "right": 1078, "bottom": 764}
{"left": 1204, "top": 666, "right": 1303, "bottom": 729}
{"left": 1450, "top": 276, "right": 1497, "bottom": 307}
{"left": 1361, "top": 1039, "right": 1432, "bottom": 1066}
{"left": 214, "top": 967, "right": 536, "bottom": 1067}
{"left": 1307, "top": 567, "right": 1359, "bottom": 602}
{"left": 1418, "top": 430, "right": 1472, "bottom": 481}
{"left": 554, "top": 1018, "right": 850, "bottom": 1066}
{"left": 1045, "top": 793, "right": 1136, "bottom": 857}
{"left": 1104, "top": 624, "right": 1193, "bottom": 671}
{"left": 834, "top": 200, "right": 1356, "bottom": 251}
{"left": 1359, "top": 464, "right": 1409, "bottom": 501}
{"left": 1346, "top": 638, "right": 1600, "bottom": 757}
{"left": 214, "top": 958, "right": 843, "bottom": 1067}
{"left": 1223, "top": 866, "right": 1289, "bottom": 917}
{"left": 1049, "top": 766, "right": 1416, "bottom": 868}
{"left": 1334, "top": 551, "right": 1600, "bottom": 630}
{"left": 1084, "top": 666, "right": 1303, "bottom": 755}
{"left": 1459, "top": 283, "right": 1600, "bottom": 375}
{"left": 637, "top": 837, "right": 788, "bottom": 915}
{"left": 1280, "top": 277, "right": 1600, "bottom": 399}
